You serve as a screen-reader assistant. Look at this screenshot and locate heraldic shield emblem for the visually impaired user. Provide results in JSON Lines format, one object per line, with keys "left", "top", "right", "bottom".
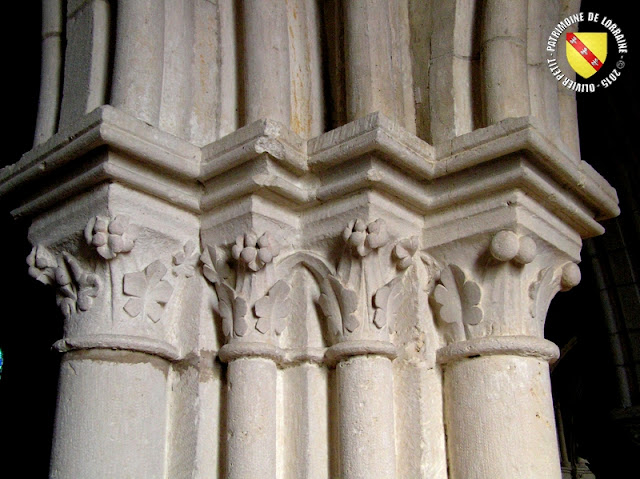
{"left": 566, "top": 32, "right": 607, "bottom": 79}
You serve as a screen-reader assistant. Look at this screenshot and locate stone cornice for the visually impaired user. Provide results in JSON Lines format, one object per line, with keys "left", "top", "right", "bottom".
{"left": 435, "top": 116, "right": 618, "bottom": 220}
{"left": 0, "top": 109, "right": 618, "bottom": 236}
{"left": 0, "top": 106, "right": 201, "bottom": 216}
{"left": 200, "top": 118, "right": 308, "bottom": 180}
{"left": 308, "top": 112, "right": 436, "bottom": 177}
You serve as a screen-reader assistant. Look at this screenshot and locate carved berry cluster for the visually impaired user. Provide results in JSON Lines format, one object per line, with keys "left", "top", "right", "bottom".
{"left": 489, "top": 230, "right": 536, "bottom": 265}
{"left": 343, "top": 219, "right": 389, "bottom": 257}
{"left": 85, "top": 215, "right": 137, "bottom": 260}
{"left": 393, "top": 236, "right": 419, "bottom": 270}
{"left": 231, "top": 232, "right": 280, "bottom": 272}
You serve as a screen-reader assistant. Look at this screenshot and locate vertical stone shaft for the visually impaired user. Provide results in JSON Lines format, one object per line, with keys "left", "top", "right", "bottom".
{"left": 34, "top": 0, "right": 63, "bottom": 145}
{"left": 111, "top": 0, "right": 165, "bottom": 126}
{"left": 287, "top": 0, "right": 325, "bottom": 138}
{"left": 336, "top": 355, "right": 397, "bottom": 479}
{"left": 444, "top": 354, "right": 562, "bottom": 479}
{"left": 343, "top": 0, "right": 412, "bottom": 127}
{"left": 527, "top": 0, "right": 561, "bottom": 136}
{"left": 226, "top": 357, "right": 277, "bottom": 479}
{"left": 428, "top": 0, "right": 480, "bottom": 143}
{"left": 59, "top": 0, "right": 111, "bottom": 130}
{"left": 241, "top": 0, "right": 290, "bottom": 126}
{"left": 49, "top": 351, "right": 170, "bottom": 478}
{"left": 481, "top": 0, "right": 530, "bottom": 123}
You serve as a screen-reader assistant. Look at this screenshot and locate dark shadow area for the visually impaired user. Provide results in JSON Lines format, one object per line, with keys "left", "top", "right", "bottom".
{"left": 0, "top": 6, "right": 62, "bottom": 476}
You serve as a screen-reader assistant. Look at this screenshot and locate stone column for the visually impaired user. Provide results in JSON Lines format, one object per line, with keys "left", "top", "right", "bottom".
{"left": 318, "top": 219, "right": 410, "bottom": 479}
{"left": 441, "top": 339, "right": 562, "bottom": 478}
{"left": 240, "top": 0, "right": 290, "bottom": 126}
{"left": 5, "top": 98, "right": 204, "bottom": 476}
{"left": 222, "top": 353, "right": 278, "bottom": 479}
{"left": 201, "top": 230, "right": 292, "bottom": 479}
{"left": 111, "top": 0, "right": 164, "bottom": 125}
{"left": 34, "top": 0, "right": 63, "bottom": 144}
{"left": 0, "top": 2, "right": 622, "bottom": 478}
{"left": 50, "top": 349, "right": 172, "bottom": 478}
{"left": 331, "top": 350, "right": 396, "bottom": 479}
{"left": 481, "top": 0, "right": 530, "bottom": 123}
{"left": 21, "top": 176, "right": 201, "bottom": 478}
{"left": 343, "top": 0, "right": 414, "bottom": 129}
{"left": 430, "top": 229, "right": 584, "bottom": 479}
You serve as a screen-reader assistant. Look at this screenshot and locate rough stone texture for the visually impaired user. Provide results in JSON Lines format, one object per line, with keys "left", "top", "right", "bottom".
{"left": 0, "top": 1, "right": 620, "bottom": 478}
{"left": 444, "top": 355, "right": 561, "bottom": 479}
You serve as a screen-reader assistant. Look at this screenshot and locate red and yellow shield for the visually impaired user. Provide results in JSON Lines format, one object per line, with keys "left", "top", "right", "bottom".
{"left": 566, "top": 32, "right": 607, "bottom": 79}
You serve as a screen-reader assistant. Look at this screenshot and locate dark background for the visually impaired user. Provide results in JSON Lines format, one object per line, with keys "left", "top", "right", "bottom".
{"left": 0, "top": 4, "right": 60, "bottom": 475}
{"left": 0, "top": 2, "right": 637, "bottom": 476}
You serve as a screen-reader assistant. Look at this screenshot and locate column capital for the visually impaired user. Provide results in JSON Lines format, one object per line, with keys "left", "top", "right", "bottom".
{"left": 2, "top": 108, "right": 618, "bottom": 366}
{"left": 430, "top": 227, "right": 582, "bottom": 348}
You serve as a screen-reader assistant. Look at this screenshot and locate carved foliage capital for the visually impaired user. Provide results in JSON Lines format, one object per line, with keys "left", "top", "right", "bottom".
{"left": 432, "top": 230, "right": 582, "bottom": 342}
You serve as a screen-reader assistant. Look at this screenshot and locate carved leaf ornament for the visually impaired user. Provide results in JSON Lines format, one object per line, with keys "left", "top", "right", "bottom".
{"left": 433, "top": 265, "right": 482, "bottom": 329}
{"left": 255, "top": 280, "right": 291, "bottom": 335}
{"left": 319, "top": 275, "right": 359, "bottom": 335}
{"left": 201, "top": 231, "right": 292, "bottom": 340}
{"left": 172, "top": 240, "right": 200, "bottom": 278}
{"left": 27, "top": 245, "right": 101, "bottom": 318}
{"left": 56, "top": 253, "right": 101, "bottom": 317}
{"left": 214, "top": 281, "right": 249, "bottom": 337}
{"left": 372, "top": 278, "right": 403, "bottom": 329}
{"left": 123, "top": 260, "right": 174, "bottom": 323}
{"left": 319, "top": 219, "right": 422, "bottom": 339}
